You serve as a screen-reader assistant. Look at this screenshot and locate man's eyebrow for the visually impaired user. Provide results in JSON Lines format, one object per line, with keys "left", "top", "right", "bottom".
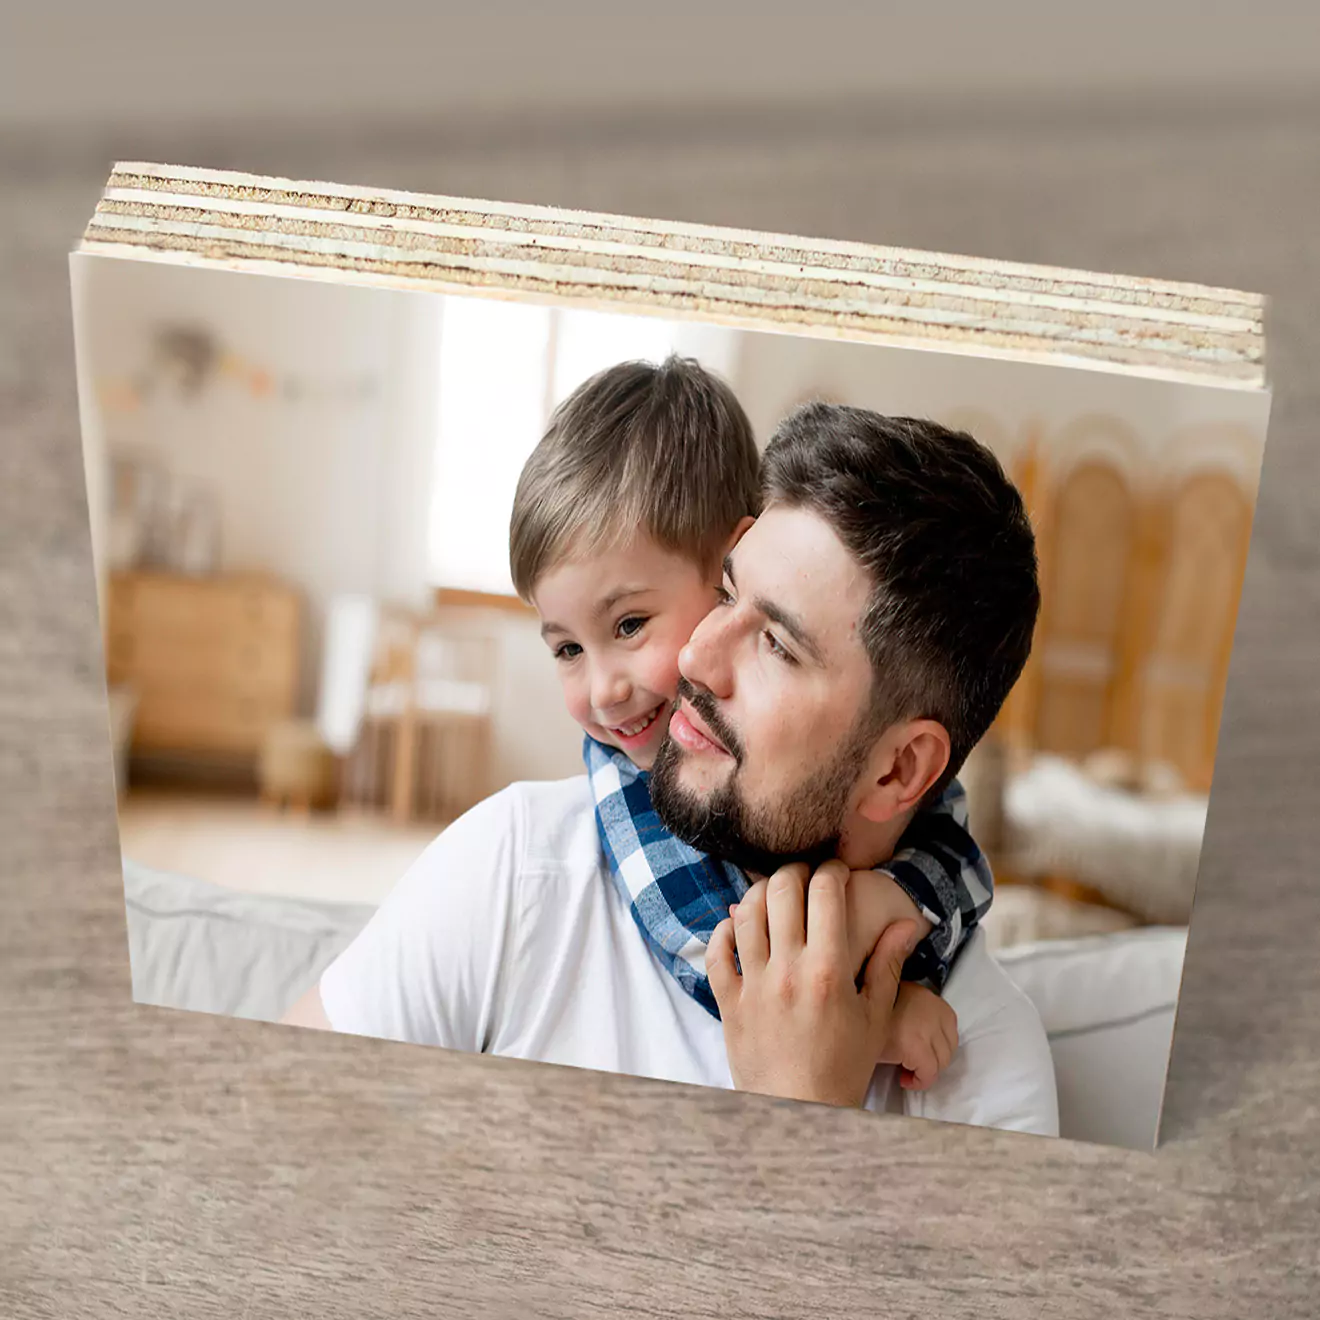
{"left": 722, "top": 554, "right": 826, "bottom": 666}
{"left": 539, "top": 585, "right": 654, "bottom": 639}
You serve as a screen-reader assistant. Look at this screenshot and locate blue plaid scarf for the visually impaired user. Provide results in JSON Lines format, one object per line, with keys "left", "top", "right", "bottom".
{"left": 585, "top": 734, "right": 993, "bottom": 1019}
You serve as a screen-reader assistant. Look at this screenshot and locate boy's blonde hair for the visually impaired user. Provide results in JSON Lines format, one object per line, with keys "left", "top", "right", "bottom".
{"left": 509, "top": 355, "right": 762, "bottom": 600}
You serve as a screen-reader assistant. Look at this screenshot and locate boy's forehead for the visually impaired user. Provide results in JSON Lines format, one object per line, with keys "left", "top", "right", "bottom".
{"left": 566, "top": 531, "right": 702, "bottom": 584}
{"left": 534, "top": 532, "right": 708, "bottom": 615}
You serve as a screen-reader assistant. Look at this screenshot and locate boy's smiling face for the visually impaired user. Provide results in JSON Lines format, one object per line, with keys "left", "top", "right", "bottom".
{"left": 532, "top": 534, "right": 725, "bottom": 770}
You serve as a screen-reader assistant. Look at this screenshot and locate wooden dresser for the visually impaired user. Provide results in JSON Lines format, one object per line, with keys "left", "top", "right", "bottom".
{"left": 105, "top": 571, "right": 301, "bottom": 761}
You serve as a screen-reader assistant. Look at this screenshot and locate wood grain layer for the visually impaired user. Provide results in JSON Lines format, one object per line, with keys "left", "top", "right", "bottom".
{"left": 77, "top": 161, "right": 1267, "bottom": 388}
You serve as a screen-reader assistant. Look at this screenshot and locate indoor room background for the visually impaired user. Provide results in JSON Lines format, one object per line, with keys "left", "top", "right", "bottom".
{"left": 74, "top": 255, "right": 1266, "bottom": 957}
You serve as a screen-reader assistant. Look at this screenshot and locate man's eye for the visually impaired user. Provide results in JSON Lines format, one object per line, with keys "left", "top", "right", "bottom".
{"left": 554, "top": 642, "right": 582, "bottom": 662}
{"left": 714, "top": 585, "right": 734, "bottom": 606}
{"left": 617, "top": 616, "right": 647, "bottom": 639}
{"left": 765, "top": 631, "right": 796, "bottom": 664}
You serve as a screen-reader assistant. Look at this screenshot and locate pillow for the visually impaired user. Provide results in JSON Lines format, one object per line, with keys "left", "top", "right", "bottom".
{"left": 996, "top": 926, "right": 1187, "bottom": 1150}
{"left": 981, "top": 883, "right": 1138, "bottom": 954}
{"left": 1003, "top": 755, "right": 1205, "bottom": 924}
{"left": 123, "top": 856, "right": 376, "bottom": 1023}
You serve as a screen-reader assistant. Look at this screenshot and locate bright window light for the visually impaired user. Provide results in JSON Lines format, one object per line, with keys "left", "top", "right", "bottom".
{"left": 551, "top": 310, "right": 677, "bottom": 406}
{"left": 428, "top": 296, "right": 552, "bottom": 596}
{"left": 428, "top": 297, "right": 742, "bottom": 596}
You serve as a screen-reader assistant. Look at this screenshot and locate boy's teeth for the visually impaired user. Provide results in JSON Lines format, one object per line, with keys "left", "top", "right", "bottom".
{"left": 617, "top": 708, "right": 658, "bottom": 737}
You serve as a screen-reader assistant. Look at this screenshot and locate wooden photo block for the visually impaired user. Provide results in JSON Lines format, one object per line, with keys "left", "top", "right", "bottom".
{"left": 72, "top": 162, "right": 1269, "bottom": 1165}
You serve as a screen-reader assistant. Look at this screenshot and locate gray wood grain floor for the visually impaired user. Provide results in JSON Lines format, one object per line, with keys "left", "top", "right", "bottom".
{"left": 4, "top": 90, "right": 1319, "bottom": 1317}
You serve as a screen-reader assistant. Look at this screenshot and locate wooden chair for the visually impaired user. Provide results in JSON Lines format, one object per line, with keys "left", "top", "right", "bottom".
{"left": 1037, "top": 458, "right": 1137, "bottom": 754}
{"left": 1126, "top": 470, "right": 1255, "bottom": 792}
{"left": 340, "top": 606, "right": 497, "bottom": 825}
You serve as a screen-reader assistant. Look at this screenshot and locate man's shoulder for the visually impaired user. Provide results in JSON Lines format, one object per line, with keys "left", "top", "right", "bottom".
{"left": 441, "top": 775, "right": 600, "bottom": 883}
{"left": 452, "top": 774, "right": 590, "bottom": 828}
{"left": 914, "top": 929, "right": 1059, "bottom": 1136}
{"left": 943, "top": 929, "right": 1047, "bottom": 1038}
{"left": 498, "top": 774, "right": 596, "bottom": 852}
{"left": 319, "top": 774, "right": 599, "bottom": 1049}
{"left": 410, "top": 775, "right": 592, "bottom": 873}
{"left": 513, "top": 773, "right": 594, "bottom": 812}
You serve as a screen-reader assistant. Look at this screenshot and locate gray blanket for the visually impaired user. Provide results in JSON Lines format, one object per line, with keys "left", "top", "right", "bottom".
{"left": 124, "top": 857, "right": 375, "bottom": 1023}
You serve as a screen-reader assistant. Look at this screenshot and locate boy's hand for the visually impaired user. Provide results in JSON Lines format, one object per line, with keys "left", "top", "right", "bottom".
{"left": 706, "top": 859, "right": 920, "bottom": 1109}
{"left": 878, "top": 982, "right": 959, "bottom": 1091}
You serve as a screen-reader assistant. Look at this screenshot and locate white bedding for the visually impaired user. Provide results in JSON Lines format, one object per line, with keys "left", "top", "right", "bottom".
{"left": 122, "top": 856, "right": 1185, "bottom": 1149}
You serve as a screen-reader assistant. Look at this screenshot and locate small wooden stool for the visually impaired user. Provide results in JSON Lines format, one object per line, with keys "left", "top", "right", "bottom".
{"left": 258, "top": 719, "right": 339, "bottom": 813}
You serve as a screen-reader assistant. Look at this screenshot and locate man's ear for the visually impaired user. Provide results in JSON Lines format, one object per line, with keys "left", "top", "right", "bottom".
{"left": 855, "top": 719, "right": 952, "bottom": 823}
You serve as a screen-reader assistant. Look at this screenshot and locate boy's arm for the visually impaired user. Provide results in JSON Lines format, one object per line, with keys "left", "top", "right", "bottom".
{"left": 843, "top": 873, "right": 932, "bottom": 979}
{"left": 879, "top": 777, "right": 994, "bottom": 988}
{"left": 842, "top": 875, "right": 958, "bottom": 1090}
{"left": 840, "top": 780, "right": 987, "bottom": 1087}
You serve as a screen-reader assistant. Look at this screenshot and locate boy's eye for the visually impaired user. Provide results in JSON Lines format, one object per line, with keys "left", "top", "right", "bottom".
{"left": 616, "top": 615, "right": 648, "bottom": 639}
{"left": 714, "top": 584, "right": 734, "bottom": 606}
{"left": 553, "top": 641, "right": 583, "bottom": 662}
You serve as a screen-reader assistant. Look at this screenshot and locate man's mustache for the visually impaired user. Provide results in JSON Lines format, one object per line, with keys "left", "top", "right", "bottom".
{"left": 674, "top": 677, "right": 744, "bottom": 763}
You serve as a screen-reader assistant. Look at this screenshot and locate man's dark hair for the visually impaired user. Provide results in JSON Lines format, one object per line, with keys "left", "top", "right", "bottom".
{"left": 760, "top": 404, "right": 1040, "bottom": 801}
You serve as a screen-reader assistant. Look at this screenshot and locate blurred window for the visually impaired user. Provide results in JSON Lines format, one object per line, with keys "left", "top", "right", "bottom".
{"left": 428, "top": 301, "right": 699, "bottom": 596}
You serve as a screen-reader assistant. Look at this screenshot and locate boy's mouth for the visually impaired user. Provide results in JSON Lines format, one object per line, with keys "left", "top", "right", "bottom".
{"left": 608, "top": 704, "right": 665, "bottom": 744}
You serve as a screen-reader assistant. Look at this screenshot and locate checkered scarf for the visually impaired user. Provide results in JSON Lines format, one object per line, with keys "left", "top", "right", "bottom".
{"left": 585, "top": 734, "right": 993, "bottom": 1019}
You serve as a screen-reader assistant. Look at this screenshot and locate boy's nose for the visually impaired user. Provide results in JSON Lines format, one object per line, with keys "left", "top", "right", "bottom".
{"left": 591, "top": 665, "right": 632, "bottom": 716}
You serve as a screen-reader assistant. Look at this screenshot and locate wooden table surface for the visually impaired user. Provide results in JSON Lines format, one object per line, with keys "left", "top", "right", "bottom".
{"left": 4, "top": 89, "right": 1319, "bottom": 1317}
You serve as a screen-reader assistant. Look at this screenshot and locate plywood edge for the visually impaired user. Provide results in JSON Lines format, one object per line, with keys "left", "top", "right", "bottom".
{"left": 77, "top": 162, "right": 1269, "bottom": 391}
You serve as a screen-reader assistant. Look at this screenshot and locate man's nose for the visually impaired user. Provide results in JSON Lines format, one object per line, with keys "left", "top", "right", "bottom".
{"left": 680, "top": 606, "right": 735, "bottom": 698}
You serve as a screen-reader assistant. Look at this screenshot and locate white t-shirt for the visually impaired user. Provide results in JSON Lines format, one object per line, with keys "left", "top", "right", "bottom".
{"left": 320, "top": 776, "right": 1059, "bottom": 1136}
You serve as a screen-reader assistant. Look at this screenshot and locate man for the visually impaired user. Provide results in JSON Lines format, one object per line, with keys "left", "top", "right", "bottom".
{"left": 285, "top": 405, "right": 1057, "bottom": 1136}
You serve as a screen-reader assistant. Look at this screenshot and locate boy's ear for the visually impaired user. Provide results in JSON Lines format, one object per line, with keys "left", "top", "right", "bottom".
{"left": 855, "top": 718, "right": 951, "bottom": 824}
{"left": 723, "top": 515, "right": 756, "bottom": 556}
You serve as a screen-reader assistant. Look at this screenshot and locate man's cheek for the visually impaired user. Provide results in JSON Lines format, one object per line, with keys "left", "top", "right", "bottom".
{"left": 760, "top": 702, "right": 802, "bottom": 746}
{"left": 742, "top": 711, "right": 800, "bottom": 783}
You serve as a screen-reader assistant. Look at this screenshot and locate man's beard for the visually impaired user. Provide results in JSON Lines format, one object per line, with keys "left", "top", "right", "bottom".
{"left": 650, "top": 679, "right": 873, "bottom": 878}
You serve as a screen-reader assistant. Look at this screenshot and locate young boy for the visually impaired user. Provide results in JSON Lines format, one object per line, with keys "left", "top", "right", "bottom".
{"left": 509, "top": 355, "right": 992, "bottom": 1092}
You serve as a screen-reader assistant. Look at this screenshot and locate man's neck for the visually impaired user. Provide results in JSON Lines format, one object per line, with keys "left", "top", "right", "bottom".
{"left": 834, "top": 808, "right": 916, "bottom": 872}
